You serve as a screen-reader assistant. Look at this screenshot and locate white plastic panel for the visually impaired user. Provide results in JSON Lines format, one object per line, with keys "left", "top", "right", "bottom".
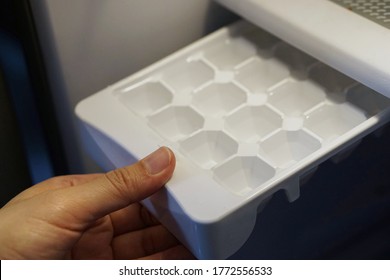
{"left": 216, "top": 0, "right": 390, "bottom": 99}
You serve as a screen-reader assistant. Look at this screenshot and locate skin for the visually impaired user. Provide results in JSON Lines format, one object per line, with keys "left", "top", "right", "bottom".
{"left": 0, "top": 147, "right": 194, "bottom": 260}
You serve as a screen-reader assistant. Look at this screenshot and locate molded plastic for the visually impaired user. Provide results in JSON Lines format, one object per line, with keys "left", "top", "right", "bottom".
{"left": 76, "top": 21, "right": 390, "bottom": 259}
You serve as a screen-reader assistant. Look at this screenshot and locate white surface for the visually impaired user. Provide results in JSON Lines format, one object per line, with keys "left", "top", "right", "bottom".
{"left": 216, "top": 0, "right": 390, "bottom": 99}
{"left": 76, "top": 21, "right": 390, "bottom": 259}
{"left": 30, "top": 0, "right": 237, "bottom": 173}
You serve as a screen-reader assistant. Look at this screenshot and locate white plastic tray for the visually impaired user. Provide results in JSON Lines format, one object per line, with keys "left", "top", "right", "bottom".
{"left": 76, "top": 20, "right": 390, "bottom": 259}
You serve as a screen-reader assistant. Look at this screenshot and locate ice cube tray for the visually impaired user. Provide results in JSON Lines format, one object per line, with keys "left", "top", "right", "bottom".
{"left": 76, "top": 20, "right": 390, "bottom": 259}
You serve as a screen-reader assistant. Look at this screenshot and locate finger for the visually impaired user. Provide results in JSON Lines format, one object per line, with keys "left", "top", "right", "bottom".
{"left": 38, "top": 174, "right": 103, "bottom": 189}
{"left": 110, "top": 203, "right": 160, "bottom": 236}
{"left": 112, "top": 224, "right": 180, "bottom": 259}
{"left": 138, "top": 245, "right": 195, "bottom": 260}
{"left": 49, "top": 147, "right": 175, "bottom": 228}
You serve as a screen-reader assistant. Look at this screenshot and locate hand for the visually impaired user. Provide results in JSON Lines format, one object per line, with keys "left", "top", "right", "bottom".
{"left": 0, "top": 147, "right": 194, "bottom": 260}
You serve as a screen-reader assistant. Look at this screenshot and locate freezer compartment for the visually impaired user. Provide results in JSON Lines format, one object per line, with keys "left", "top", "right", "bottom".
{"left": 216, "top": 0, "right": 390, "bottom": 99}
{"left": 76, "top": 20, "right": 390, "bottom": 259}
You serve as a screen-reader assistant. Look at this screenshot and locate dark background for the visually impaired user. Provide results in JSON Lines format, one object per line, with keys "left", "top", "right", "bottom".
{"left": 0, "top": 0, "right": 67, "bottom": 206}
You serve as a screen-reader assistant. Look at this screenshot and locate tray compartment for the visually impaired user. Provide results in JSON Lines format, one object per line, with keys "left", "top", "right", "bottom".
{"left": 235, "top": 57, "right": 290, "bottom": 93}
{"left": 118, "top": 81, "right": 173, "bottom": 116}
{"left": 309, "top": 63, "right": 356, "bottom": 103}
{"left": 192, "top": 83, "right": 247, "bottom": 117}
{"left": 304, "top": 103, "right": 367, "bottom": 142}
{"left": 274, "top": 43, "right": 318, "bottom": 80}
{"left": 161, "top": 60, "right": 214, "bottom": 93}
{"left": 148, "top": 106, "right": 204, "bottom": 141}
{"left": 180, "top": 130, "right": 238, "bottom": 169}
{"left": 213, "top": 156, "right": 276, "bottom": 195}
{"left": 258, "top": 130, "right": 322, "bottom": 169}
{"left": 268, "top": 80, "right": 326, "bottom": 116}
{"left": 346, "top": 84, "right": 390, "bottom": 116}
{"left": 203, "top": 36, "right": 257, "bottom": 70}
{"left": 224, "top": 105, "right": 283, "bottom": 142}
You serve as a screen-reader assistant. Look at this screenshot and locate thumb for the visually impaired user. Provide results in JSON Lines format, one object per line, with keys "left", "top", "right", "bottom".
{"left": 55, "top": 146, "right": 175, "bottom": 224}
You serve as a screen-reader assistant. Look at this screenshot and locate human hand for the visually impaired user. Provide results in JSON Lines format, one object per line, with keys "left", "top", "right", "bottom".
{"left": 0, "top": 147, "right": 194, "bottom": 260}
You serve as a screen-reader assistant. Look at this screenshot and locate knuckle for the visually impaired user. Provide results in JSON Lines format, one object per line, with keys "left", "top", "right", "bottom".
{"left": 104, "top": 163, "right": 149, "bottom": 198}
{"left": 141, "top": 230, "right": 157, "bottom": 256}
{"left": 140, "top": 205, "right": 158, "bottom": 227}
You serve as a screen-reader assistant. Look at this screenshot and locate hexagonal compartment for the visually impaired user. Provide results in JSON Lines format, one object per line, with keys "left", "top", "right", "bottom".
{"left": 225, "top": 106, "right": 282, "bottom": 142}
{"left": 240, "top": 25, "right": 281, "bottom": 58}
{"left": 148, "top": 106, "right": 204, "bottom": 141}
{"left": 192, "top": 83, "right": 247, "bottom": 117}
{"left": 235, "top": 58, "right": 290, "bottom": 94}
{"left": 214, "top": 156, "right": 276, "bottom": 195}
{"left": 305, "top": 103, "right": 367, "bottom": 142}
{"left": 180, "top": 131, "right": 238, "bottom": 169}
{"left": 259, "top": 130, "right": 321, "bottom": 168}
{"left": 309, "top": 63, "right": 356, "bottom": 100}
{"left": 346, "top": 84, "right": 390, "bottom": 116}
{"left": 274, "top": 43, "right": 318, "bottom": 79}
{"left": 268, "top": 80, "right": 326, "bottom": 116}
{"left": 118, "top": 82, "right": 173, "bottom": 116}
{"left": 203, "top": 37, "right": 256, "bottom": 70}
{"left": 162, "top": 60, "right": 214, "bottom": 93}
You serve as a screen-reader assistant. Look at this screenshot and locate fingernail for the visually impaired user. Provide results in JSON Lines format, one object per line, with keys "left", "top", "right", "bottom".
{"left": 142, "top": 147, "right": 172, "bottom": 175}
